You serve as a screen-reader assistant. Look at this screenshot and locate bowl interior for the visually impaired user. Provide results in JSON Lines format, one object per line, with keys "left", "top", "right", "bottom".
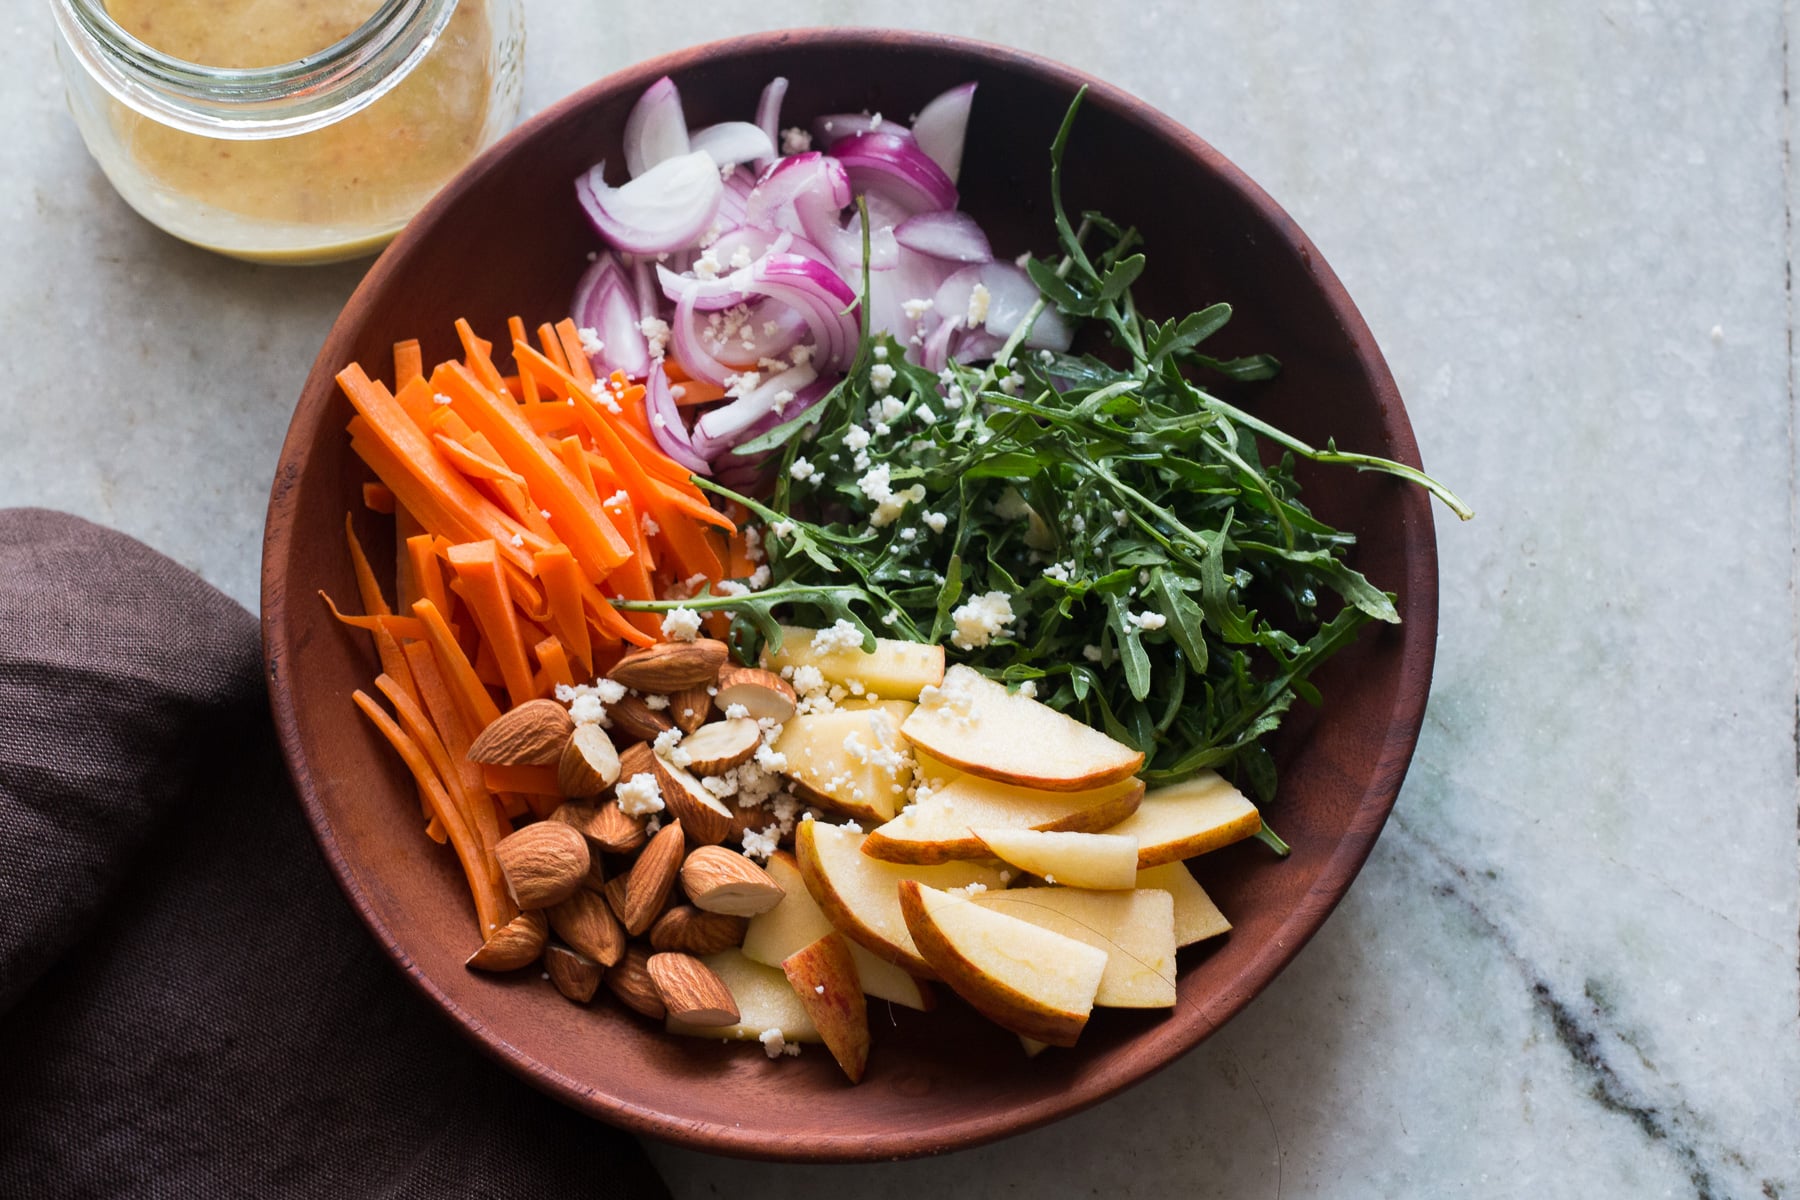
{"left": 263, "top": 29, "right": 1436, "bottom": 1162}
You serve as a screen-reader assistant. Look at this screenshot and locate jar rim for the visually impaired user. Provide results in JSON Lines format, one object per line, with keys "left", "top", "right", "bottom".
{"left": 51, "top": 0, "right": 459, "bottom": 140}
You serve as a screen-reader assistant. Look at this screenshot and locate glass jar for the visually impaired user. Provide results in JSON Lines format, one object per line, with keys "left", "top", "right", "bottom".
{"left": 50, "top": 0, "right": 524, "bottom": 265}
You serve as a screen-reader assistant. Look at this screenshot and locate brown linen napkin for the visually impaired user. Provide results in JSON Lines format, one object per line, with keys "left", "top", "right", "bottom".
{"left": 0, "top": 509, "right": 669, "bottom": 1199}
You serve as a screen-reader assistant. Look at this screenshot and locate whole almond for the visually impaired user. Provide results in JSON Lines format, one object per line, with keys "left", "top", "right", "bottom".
{"left": 679, "top": 845, "right": 786, "bottom": 917}
{"left": 549, "top": 886, "right": 626, "bottom": 966}
{"left": 468, "top": 699, "right": 574, "bottom": 766}
{"left": 609, "top": 639, "right": 730, "bottom": 692}
{"left": 617, "top": 741, "right": 657, "bottom": 780}
{"left": 727, "top": 803, "right": 778, "bottom": 851}
{"left": 609, "top": 694, "right": 674, "bottom": 743}
{"left": 651, "top": 753, "right": 733, "bottom": 846}
{"left": 591, "top": 801, "right": 649, "bottom": 855}
{"left": 679, "top": 718, "right": 762, "bottom": 776}
{"left": 670, "top": 684, "right": 714, "bottom": 734}
{"left": 465, "top": 909, "right": 548, "bottom": 971}
{"left": 649, "top": 905, "right": 748, "bottom": 956}
{"left": 714, "top": 666, "right": 797, "bottom": 723}
{"left": 495, "top": 821, "right": 589, "bottom": 910}
{"left": 647, "top": 951, "right": 739, "bottom": 1025}
{"left": 558, "top": 724, "right": 620, "bottom": 796}
{"left": 602, "top": 874, "right": 631, "bottom": 925}
{"left": 605, "top": 945, "right": 666, "bottom": 1019}
{"left": 544, "top": 944, "right": 602, "bottom": 1003}
{"left": 616, "top": 819, "right": 686, "bottom": 935}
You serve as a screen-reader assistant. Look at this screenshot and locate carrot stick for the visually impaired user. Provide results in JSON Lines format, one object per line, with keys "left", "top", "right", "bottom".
{"left": 375, "top": 672, "right": 496, "bottom": 869}
{"left": 344, "top": 513, "right": 391, "bottom": 617}
{"left": 352, "top": 690, "right": 509, "bottom": 935}
{"left": 533, "top": 635, "right": 576, "bottom": 693}
{"left": 402, "top": 639, "right": 489, "bottom": 819}
{"left": 536, "top": 322, "right": 570, "bottom": 373}
{"left": 672, "top": 378, "right": 728, "bottom": 407}
{"left": 433, "top": 432, "right": 527, "bottom": 485}
{"left": 481, "top": 763, "right": 562, "bottom": 796}
{"left": 424, "top": 818, "right": 448, "bottom": 844}
{"left": 318, "top": 592, "right": 428, "bottom": 641}
{"left": 406, "top": 533, "right": 450, "bottom": 617}
{"left": 499, "top": 792, "right": 529, "bottom": 819}
{"left": 371, "top": 621, "right": 423, "bottom": 712}
{"left": 412, "top": 597, "right": 502, "bottom": 735}
{"left": 395, "top": 504, "right": 424, "bottom": 613}
{"left": 432, "top": 361, "right": 632, "bottom": 575}
{"left": 363, "top": 482, "right": 396, "bottom": 513}
{"left": 445, "top": 540, "right": 536, "bottom": 708}
{"left": 533, "top": 546, "right": 593, "bottom": 677}
{"left": 394, "top": 339, "right": 423, "bottom": 389}
{"left": 555, "top": 318, "right": 597, "bottom": 391}
{"left": 520, "top": 402, "right": 581, "bottom": 438}
{"left": 508, "top": 317, "right": 540, "bottom": 405}
{"left": 455, "top": 318, "right": 511, "bottom": 398}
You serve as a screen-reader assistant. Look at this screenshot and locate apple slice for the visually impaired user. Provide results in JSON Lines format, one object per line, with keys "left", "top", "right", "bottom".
{"left": 862, "top": 774, "right": 1143, "bottom": 864}
{"left": 664, "top": 948, "right": 822, "bottom": 1044}
{"left": 774, "top": 708, "right": 914, "bottom": 823}
{"left": 1136, "top": 862, "right": 1231, "bottom": 946}
{"left": 973, "top": 887, "right": 1177, "bottom": 1008}
{"left": 744, "top": 851, "right": 936, "bottom": 1010}
{"left": 900, "top": 665, "right": 1143, "bottom": 792}
{"left": 898, "top": 881, "right": 1108, "bottom": 1046}
{"left": 968, "top": 829, "right": 1140, "bottom": 890}
{"left": 782, "top": 933, "right": 870, "bottom": 1083}
{"left": 1102, "top": 772, "right": 1261, "bottom": 867}
{"left": 837, "top": 697, "right": 917, "bottom": 728}
{"left": 761, "top": 623, "right": 945, "bottom": 699}
{"left": 795, "top": 820, "right": 1006, "bottom": 977}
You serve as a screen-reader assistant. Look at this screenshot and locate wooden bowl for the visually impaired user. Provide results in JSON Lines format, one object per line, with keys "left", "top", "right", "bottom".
{"left": 263, "top": 28, "right": 1438, "bottom": 1162}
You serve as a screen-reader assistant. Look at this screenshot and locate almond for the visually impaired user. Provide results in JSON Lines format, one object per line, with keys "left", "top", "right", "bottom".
{"left": 647, "top": 951, "right": 739, "bottom": 1025}
{"left": 679, "top": 718, "right": 762, "bottom": 776}
{"left": 727, "top": 803, "right": 778, "bottom": 850}
{"left": 651, "top": 753, "right": 733, "bottom": 846}
{"left": 549, "top": 886, "right": 626, "bottom": 966}
{"left": 714, "top": 666, "right": 797, "bottom": 723}
{"left": 649, "top": 905, "right": 748, "bottom": 956}
{"left": 468, "top": 699, "right": 574, "bottom": 766}
{"left": 605, "top": 945, "right": 666, "bottom": 1019}
{"left": 679, "top": 845, "right": 786, "bottom": 917}
{"left": 465, "top": 909, "right": 548, "bottom": 971}
{"left": 544, "top": 944, "right": 602, "bottom": 1003}
{"left": 609, "top": 639, "right": 730, "bottom": 692}
{"left": 609, "top": 694, "right": 674, "bottom": 743}
{"left": 586, "top": 800, "right": 649, "bottom": 856}
{"left": 615, "top": 819, "right": 685, "bottom": 935}
{"left": 670, "top": 685, "right": 714, "bottom": 734}
{"left": 617, "top": 741, "right": 657, "bottom": 780}
{"left": 495, "top": 821, "right": 590, "bottom": 910}
{"left": 558, "top": 724, "right": 620, "bottom": 796}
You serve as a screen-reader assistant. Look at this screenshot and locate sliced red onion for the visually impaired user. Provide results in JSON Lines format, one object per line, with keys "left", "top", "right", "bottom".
{"left": 750, "top": 253, "right": 858, "bottom": 369}
{"left": 629, "top": 255, "right": 657, "bottom": 317}
{"left": 864, "top": 245, "right": 956, "bottom": 345}
{"left": 576, "top": 151, "right": 723, "bottom": 255}
{"left": 829, "top": 131, "right": 957, "bottom": 215}
{"left": 644, "top": 363, "right": 711, "bottom": 475}
{"left": 711, "top": 458, "right": 769, "bottom": 491}
{"left": 895, "top": 210, "right": 992, "bottom": 263}
{"left": 658, "top": 262, "right": 750, "bottom": 311}
{"left": 747, "top": 153, "right": 851, "bottom": 236}
{"left": 918, "top": 313, "right": 962, "bottom": 374}
{"left": 754, "top": 76, "right": 788, "bottom": 171}
{"left": 715, "top": 376, "right": 833, "bottom": 459}
{"left": 572, "top": 254, "right": 651, "bottom": 379}
{"left": 690, "top": 122, "right": 776, "bottom": 171}
{"left": 912, "top": 83, "right": 975, "bottom": 184}
{"left": 693, "top": 362, "right": 820, "bottom": 452}
{"left": 623, "top": 77, "right": 689, "bottom": 179}
{"left": 954, "top": 327, "right": 1008, "bottom": 362}
{"left": 976, "top": 261, "right": 1075, "bottom": 352}
{"left": 670, "top": 288, "right": 738, "bottom": 387}
{"left": 694, "top": 297, "right": 808, "bottom": 370}
{"left": 811, "top": 112, "right": 910, "bottom": 148}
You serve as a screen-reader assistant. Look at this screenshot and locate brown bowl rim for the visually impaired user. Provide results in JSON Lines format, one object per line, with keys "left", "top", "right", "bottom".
{"left": 262, "top": 25, "right": 1438, "bottom": 1162}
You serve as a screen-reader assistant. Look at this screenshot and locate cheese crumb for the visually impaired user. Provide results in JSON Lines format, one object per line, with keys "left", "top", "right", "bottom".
{"left": 578, "top": 326, "right": 604, "bottom": 356}
{"left": 950, "top": 591, "right": 1016, "bottom": 650}
{"left": 967, "top": 282, "right": 991, "bottom": 326}
{"left": 759, "top": 1028, "right": 787, "bottom": 1059}
{"left": 950, "top": 882, "right": 989, "bottom": 897}
{"left": 616, "top": 773, "right": 664, "bottom": 816}
{"left": 660, "top": 606, "right": 702, "bottom": 642}
{"left": 1018, "top": 679, "right": 1038, "bottom": 699}
{"left": 1126, "top": 610, "right": 1168, "bottom": 632}
{"left": 869, "top": 363, "right": 896, "bottom": 394}
{"left": 809, "top": 619, "right": 865, "bottom": 655}
{"left": 639, "top": 316, "right": 671, "bottom": 359}
{"left": 740, "top": 824, "right": 780, "bottom": 861}
{"left": 643, "top": 693, "right": 670, "bottom": 711}
{"left": 780, "top": 127, "right": 812, "bottom": 154}
{"left": 724, "top": 702, "right": 751, "bottom": 720}
{"left": 789, "top": 457, "right": 816, "bottom": 481}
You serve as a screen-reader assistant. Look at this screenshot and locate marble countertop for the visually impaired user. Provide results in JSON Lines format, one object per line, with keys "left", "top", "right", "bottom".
{"left": 9, "top": 2, "right": 1796, "bottom": 1195}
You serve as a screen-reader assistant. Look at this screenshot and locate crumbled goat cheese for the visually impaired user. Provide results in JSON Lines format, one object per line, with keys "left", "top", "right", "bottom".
{"left": 966, "top": 282, "right": 991, "bottom": 326}
{"left": 950, "top": 882, "right": 989, "bottom": 897}
{"left": 770, "top": 519, "right": 795, "bottom": 539}
{"left": 810, "top": 619, "right": 865, "bottom": 655}
{"left": 1017, "top": 679, "right": 1038, "bottom": 699}
{"left": 923, "top": 511, "right": 948, "bottom": 534}
{"left": 740, "top": 825, "right": 780, "bottom": 861}
{"left": 577, "top": 326, "right": 605, "bottom": 357}
{"left": 780, "top": 126, "right": 812, "bottom": 154}
{"left": 991, "top": 487, "right": 1033, "bottom": 521}
{"left": 950, "top": 591, "right": 1016, "bottom": 650}
{"left": 643, "top": 693, "right": 670, "bottom": 711}
{"left": 432, "top": 392, "right": 454, "bottom": 407}
{"left": 660, "top": 607, "right": 702, "bottom": 642}
{"left": 843, "top": 425, "right": 871, "bottom": 452}
{"left": 1043, "top": 561, "right": 1073, "bottom": 583}
{"left": 872, "top": 344, "right": 889, "bottom": 361}
{"left": 869, "top": 363, "right": 897, "bottom": 393}
{"left": 724, "top": 703, "right": 751, "bottom": 720}
{"left": 616, "top": 773, "right": 664, "bottom": 816}
{"left": 1113, "top": 508, "right": 1130, "bottom": 528}
{"left": 789, "top": 457, "right": 816, "bottom": 481}
{"left": 509, "top": 533, "right": 525, "bottom": 549}
{"left": 901, "top": 297, "right": 934, "bottom": 322}
{"left": 641, "top": 513, "right": 661, "bottom": 538}
{"left": 1126, "top": 610, "right": 1168, "bottom": 632}
{"left": 759, "top": 1028, "right": 787, "bottom": 1059}
{"left": 638, "top": 316, "right": 671, "bottom": 359}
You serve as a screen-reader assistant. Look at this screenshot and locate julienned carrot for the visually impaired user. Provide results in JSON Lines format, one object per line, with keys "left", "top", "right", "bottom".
{"left": 481, "top": 763, "right": 562, "bottom": 796}
{"left": 455, "top": 318, "right": 512, "bottom": 399}
{"left": 433, "top": 361, "right": 632, "bottom": 576}
{"left": 536, "top": 322, "right": 570, "bottom": 373}
{"left": 353, "top": 690, "right": 510, "bottom": 935}
{"left": 371, "top": 622, "right": 423, "bottom": 712}
{"left": 375, "top": 671, "right": 494, "bottom": 864}
{"left": 670, "top": 378, "right": 728, "bottom": 407}
{"left": 533, "top": 635, "right": 576, "bottom": 693}
{"left": 318, "top": 592, "right": 428, "bottom": 642}
{"left": 509, "top": 317, "right": 541, "bottom": 405}
{"left": 395, "top": 505, "right": 424, "bottom": 613}
{"left": 445, "top": 540, "right": 537, "bottom": 708}
{"left": 554, "top": 318, "right": 597, "bottom": 391}
{"left": 344, "top": 513, "right": 391, "bottom": 618}
{"left": 401, "top": 638, "right": 490, "bottom": 822}
{"left": 433, "top": 432, "right": 526, "bottom": 485}
{"left": 363, "top": 482, "right": 397, "bottom": 513}
{"left": 339, "top": 369, "right": 544, "bottom": 574}
{"left": 412, "top": 597, "right": 502, "bottom": 735}
{"left": 394, "top": 339, "right": 423, "bottom": 389}
{"left": 533, "top": 546, "right": 594, "bottom": 676}
{"left": 471, "top": 631, "right": 506, "bottom": 690}
{"left": 519, "top": 402, "right": 580, "bottom": 438}
{"left": 406, "top": 533, "right": 450, "bottom": 617}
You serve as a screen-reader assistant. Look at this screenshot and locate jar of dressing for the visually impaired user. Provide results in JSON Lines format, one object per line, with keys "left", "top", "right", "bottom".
{"left": 50, "top": 0, "right": 523, "bottom": 264}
